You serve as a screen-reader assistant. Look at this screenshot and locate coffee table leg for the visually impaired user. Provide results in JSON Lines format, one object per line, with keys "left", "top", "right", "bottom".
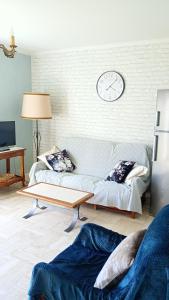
{"left": 23, "top": 199, "right": 47, "bottom": 219}
{"left": 64, "top": 206, "right": 87, "bottom": 233}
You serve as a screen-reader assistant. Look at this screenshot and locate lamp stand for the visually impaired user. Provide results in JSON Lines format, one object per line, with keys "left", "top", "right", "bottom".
{"left": 33, "top": 120, "right": 41, "bottom": 161}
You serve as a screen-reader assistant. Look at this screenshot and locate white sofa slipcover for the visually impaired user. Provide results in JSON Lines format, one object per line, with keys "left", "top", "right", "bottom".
{"left": 29, "top": 137, "right": 151, "bottom": 214}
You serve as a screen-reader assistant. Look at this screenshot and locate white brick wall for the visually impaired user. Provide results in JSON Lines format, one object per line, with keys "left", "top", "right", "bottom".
{"left": 32, "top": 40, "right": 169, "bottom": 153}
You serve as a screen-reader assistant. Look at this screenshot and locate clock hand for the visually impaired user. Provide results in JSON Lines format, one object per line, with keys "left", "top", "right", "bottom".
{"left": 106, "top": 77, "right": 117, "bottom": 90}
{"left": 109, "top": 86, "right": 117, "bottom": 91}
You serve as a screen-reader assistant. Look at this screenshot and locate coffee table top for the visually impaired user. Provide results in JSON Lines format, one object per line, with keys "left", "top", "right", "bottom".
{"left": 17, "top": 182, "right": 94, "bottom": 208}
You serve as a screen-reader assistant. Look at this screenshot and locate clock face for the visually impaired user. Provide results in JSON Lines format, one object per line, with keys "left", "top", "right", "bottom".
{"left": 96, "top": 71, "right": 125, "bottom": 102}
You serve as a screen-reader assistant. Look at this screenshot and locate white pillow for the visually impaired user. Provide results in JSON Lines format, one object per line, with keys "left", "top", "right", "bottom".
{"left": 125, "top": 165, "right": 148, "bottom": 185}
{"left": 38, "top": 146, "right": 60, "bottom": 170}
{"left": 94, "top": 229, "right": 146, "bottom": 289}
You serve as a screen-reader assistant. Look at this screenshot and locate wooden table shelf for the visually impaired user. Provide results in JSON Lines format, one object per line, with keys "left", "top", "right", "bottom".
{"left": 0, "top": 147, "right": 26, "bottom": 187}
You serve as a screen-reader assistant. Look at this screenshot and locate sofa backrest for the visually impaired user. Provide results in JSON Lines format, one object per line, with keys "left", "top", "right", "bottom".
{"left": 57, "top": 137, "right": 151, "bottom": 179}
{"left": 111, "top": 143, "right": 151, "bottom": 177}
{"left": 57, "top": 137, "right": 114, "bottom": 178}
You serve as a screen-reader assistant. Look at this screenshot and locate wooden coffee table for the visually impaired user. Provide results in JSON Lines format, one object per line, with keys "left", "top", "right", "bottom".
{"left": 17, "top": 182, "right": 94, "bottom": 232}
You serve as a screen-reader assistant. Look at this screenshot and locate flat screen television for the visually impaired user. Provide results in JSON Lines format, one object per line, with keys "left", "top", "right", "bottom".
{"left": 0, "top": 121, "right": 16, "bottom": 151}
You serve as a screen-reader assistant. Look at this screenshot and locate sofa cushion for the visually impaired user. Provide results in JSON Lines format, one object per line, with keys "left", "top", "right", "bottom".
{"left": 46, "top": 150, "right": 76, "bottom": 172}
{"left": 38, "top": 146, "right": 60, "bottom": 170}
{"left": 106, "top": 160, "right": 135, "bottom": 183}
{"left": 125, "top": 165, "right": 148, "bottom": 185}
{"left": 35, "top": 170, "right": 100, "bottom": 193}
{"left": 35, "top": 170, "right": 64, "bottom": 185}
{"left": 94, "top": 229, "right": 146, "bottom": 289}
{"left": 60, "top": 174, "right": 101, "bottom": 191}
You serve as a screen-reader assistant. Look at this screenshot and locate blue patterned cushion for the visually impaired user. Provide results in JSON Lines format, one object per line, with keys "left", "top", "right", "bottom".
{"left": 46, "top": 150, "right": 75, "bottom": 172}
{"left": 106, "top": 161, "right": 135, "bottom": 183}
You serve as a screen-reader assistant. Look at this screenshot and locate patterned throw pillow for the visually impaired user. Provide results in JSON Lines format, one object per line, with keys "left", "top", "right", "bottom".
{"left": 46, "top": 150, "right": 75, "bottom": 172}
{"left": 106, "top": 161, "right": 135, "bottom": 183}
{"left": 37, "top": 146, "right": 60, "bottom": 169}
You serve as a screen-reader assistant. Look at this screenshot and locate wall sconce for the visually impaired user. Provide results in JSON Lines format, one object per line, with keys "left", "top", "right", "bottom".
{"left": 0, "top": 34, "right": 17, "bottom": 58}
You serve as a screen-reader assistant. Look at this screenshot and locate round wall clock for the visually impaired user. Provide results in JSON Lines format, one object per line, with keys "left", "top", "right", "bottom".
{"left": 96, "top": 71, "right": 125, "bottom": 102}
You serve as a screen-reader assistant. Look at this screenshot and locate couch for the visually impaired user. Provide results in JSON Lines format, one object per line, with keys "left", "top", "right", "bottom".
{"left": 28, "top": 205, "right": 169, "bottom": 300}
{"left": 29, "top": 137, "right": 151, "bottom": 215}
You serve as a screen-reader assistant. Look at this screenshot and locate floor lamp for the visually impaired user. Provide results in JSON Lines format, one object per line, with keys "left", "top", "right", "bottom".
{"left": 21, "top": 93, "right": 52, "bottom": 160}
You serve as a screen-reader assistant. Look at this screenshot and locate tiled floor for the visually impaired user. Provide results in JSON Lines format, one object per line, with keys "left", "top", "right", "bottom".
{"left": 0, "top": 185, "right": 153, "bottom": 299}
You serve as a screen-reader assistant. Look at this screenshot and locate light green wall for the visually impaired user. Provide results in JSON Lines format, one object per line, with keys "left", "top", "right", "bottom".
{"left": 0, "top": 51, "right": 33, "bottom": 174}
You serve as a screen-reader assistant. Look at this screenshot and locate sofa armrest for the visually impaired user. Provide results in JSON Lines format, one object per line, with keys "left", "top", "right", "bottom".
{"left": 74, "top": 223, "right": 126, "bottom": 253}
{"left": 28, "top": 262, "right": 105, "bottom": 300}
{"left": 29, "top": 161, "right": 48, "bottom": 186}
{"left": 130, "top": 176, "right": 148, "bottom": 195}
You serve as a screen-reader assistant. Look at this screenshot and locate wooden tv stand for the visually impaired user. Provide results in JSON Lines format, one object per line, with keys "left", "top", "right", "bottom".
{"left": 0, "top": 147, "right": 26, "bottom": 187}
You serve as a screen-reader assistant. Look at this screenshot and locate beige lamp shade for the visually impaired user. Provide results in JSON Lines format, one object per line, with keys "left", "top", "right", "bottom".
{"left": 21, "top": 93, "right": 52, "bottom": 119}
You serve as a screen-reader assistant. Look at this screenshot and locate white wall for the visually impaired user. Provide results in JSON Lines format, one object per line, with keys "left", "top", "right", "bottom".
{"left": 32, "top": 40, "right": 169, "bottom": 152}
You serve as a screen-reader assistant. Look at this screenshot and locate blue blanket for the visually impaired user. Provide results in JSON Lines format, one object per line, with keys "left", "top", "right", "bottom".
{"left": 28, "top": 205, "right": 169, "bottom": 300}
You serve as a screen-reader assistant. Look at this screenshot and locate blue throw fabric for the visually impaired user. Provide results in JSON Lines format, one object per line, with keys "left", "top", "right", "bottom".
{"left": 28, "top": 205, "right": 169, "bottom": 300}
